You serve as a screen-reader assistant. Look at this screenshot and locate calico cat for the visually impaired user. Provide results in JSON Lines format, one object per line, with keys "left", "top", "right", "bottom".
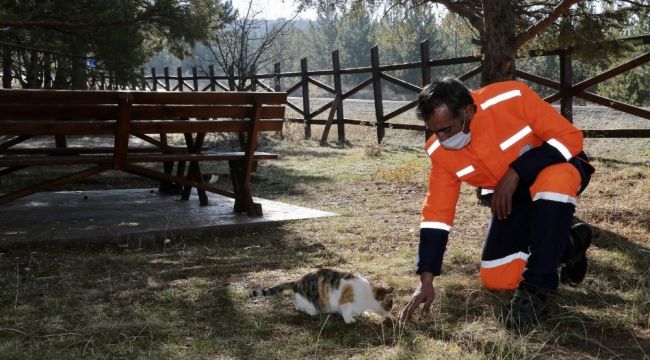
{"left": 251, "top": 268, "right": 394, "bottom": 324}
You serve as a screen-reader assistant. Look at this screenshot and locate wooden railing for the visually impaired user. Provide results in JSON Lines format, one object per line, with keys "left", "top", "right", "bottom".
{"left": 90, "top": 35, "right": 650, "bottom": 144}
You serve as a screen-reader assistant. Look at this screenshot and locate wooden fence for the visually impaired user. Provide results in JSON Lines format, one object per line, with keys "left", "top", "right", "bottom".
{"left": 105, "top": 35, "right": 650, "bottom": 144}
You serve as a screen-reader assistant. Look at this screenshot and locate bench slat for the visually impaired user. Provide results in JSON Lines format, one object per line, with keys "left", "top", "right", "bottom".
{"left": 0, "top": 90, "right": 121, "bottom": 104}
{"left": 0, "top": 104, "right": 285, "bottom": 120}
{"left": 0, "top": 151, "right": 279, "bottom": 167}
{"left": 0, "top": 89, "right": 288, "bottom": 105}
{"left": 3, "top": 147, "right": 185, "bottom": 155}
{"left": 0, "top": 119, "right": 284, "bottom": 135}
{"left": 132, "top": 91, "right": 287, "bottom": 105}
{"left": 130, "top": 105, "right": 285, "bottom": 120}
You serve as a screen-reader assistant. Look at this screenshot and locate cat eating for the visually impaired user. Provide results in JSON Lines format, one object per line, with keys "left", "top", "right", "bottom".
{"left": 251, "top": 268, "right": 394, "bottom": 324}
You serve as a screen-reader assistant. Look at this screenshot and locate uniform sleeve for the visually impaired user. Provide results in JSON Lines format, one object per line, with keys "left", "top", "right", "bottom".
{"left": 417, "top": 159, "right": 460, "bottom": 275}
{"left": 510, "top": 83, "right": 584, "bottom": 185}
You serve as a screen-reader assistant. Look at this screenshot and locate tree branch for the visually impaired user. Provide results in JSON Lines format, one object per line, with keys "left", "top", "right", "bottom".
{"left": 618, "top": 0, "right": 650, "bottom": 8}
{"left": 515, "top": 0, "right": 580, "bottom": 48}
{"left": 429, "top": 0, "right": 485, "bottom": 39}
{"left": 0, "top": 19, "right": 138, "bottom": 30}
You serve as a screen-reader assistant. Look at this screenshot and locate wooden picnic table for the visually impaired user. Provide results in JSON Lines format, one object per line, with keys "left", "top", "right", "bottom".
{"left": 0, "top": 89, "right": 287, "bottom": 216}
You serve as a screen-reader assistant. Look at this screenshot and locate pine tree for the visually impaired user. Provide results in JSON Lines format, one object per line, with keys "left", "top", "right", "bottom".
{"left": 0, "top": 0, "right": 230, "bottom": 89}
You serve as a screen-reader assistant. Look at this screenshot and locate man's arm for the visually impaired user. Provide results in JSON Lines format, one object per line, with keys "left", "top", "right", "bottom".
{"left": 401, "top": 158, "right": 459, "bottom": 324}
{"left": 510, "top": 83, "right": 584, "bottom": 185}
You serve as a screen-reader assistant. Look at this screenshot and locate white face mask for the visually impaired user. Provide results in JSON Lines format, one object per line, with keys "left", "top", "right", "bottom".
{"left": 440, "top": 113, "right": 471, "bottom": 150}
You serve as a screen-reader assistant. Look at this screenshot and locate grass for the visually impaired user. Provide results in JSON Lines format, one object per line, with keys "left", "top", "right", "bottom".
{"left": 1, "top": 115, "right": 649, "bottom": 359}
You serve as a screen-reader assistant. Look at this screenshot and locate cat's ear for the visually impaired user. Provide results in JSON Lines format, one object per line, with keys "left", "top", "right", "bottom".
{"left": 374, "top": 285, "right": 394, "bottom": 298}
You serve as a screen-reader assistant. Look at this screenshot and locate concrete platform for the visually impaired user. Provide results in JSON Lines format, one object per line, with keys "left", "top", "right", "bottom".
{"left": 0, "top": 189, "right": 337, "bottom": 246}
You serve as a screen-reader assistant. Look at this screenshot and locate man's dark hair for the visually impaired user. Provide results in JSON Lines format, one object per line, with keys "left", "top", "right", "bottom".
{"left": 416, "top": 77, "right": 474, "bottom": 121}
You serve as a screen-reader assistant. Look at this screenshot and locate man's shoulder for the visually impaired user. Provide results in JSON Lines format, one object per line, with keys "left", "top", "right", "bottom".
{"left": 470, "top": 80, "right": 534, "bottom": 109}
{"left": 472, "top": 80, "right": 529, "bottom": 96}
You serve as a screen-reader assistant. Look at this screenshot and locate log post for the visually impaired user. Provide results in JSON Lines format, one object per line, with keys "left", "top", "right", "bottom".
{"left": 371, "top": 46, "right": 385, "bottom": 144}
{"left": 177, "top": 66, "right": 184, "bottom": 91}
{"left": 163, "top": 66, "right": 170, "bottom": 91}
{"left": 332, "top": 50, "right": 346, "bottom": 144}
{"left": 301, "top": 58, "right": 311, "bottom": 139}
{"left": 274, "top": 62, "right": 281, "bottom": 92}
{"left": 151, "top": 67, "right": 157, "bottom": 91}
{"left": 209, "top": 65, "right": 216, "bottom": 91}
{"left": 560, "top": 49, "right": 574, "bottom": 123}
{"left": 420, "top": 39, "right": 433, "bottom": 140}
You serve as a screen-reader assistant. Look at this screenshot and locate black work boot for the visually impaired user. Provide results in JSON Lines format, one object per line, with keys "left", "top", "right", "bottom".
{"left": 503, "top": 287, "right": 548, "bottom": 329}
{"left": 560, "top": 223, "right": 593, "bottom": 286}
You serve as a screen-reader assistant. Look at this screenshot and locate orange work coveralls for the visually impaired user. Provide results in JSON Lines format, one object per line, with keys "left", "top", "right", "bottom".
{"left": 417, "top": 80, "right": 593, "bottom": 292}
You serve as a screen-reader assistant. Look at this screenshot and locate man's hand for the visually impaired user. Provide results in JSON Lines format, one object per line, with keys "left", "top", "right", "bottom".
{"left": 491, "top": 167, "right": 520, "bottom": 220}
{"left": 399, "top": 272, "right": 435, "bottom": 324}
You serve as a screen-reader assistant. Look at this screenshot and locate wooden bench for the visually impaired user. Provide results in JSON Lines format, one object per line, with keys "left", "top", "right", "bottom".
{"left": 0, "top": 89, "right": 287, "bottom": 216}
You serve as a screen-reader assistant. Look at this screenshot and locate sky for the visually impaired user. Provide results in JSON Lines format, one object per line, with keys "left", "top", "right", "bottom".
{"left": 230, "top": 0, "right": 318, "bottom": 20}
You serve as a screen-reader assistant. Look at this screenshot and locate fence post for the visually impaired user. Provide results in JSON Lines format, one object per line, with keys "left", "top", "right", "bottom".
{"left": 209, "top": 65, "right": 216, "bottom": 91}
{"left": 420, "top": 39, "right": 433, "bottom": 140}
{"left": 177, "top": 66, "right": 184, "bottom": 91}
{"left": 163, "top": 66, "right": 170, "bottom": 91}
{"left": 559, "top": 49, "right": 573, "bottom": 123}
{"left": 332, "top": 50, "right": 346, "bottom": 144}
{"left": 151, "top": 67, "right": 157, "bottom": 91}
{"left": 301, "top": 58, "right": 311, "bottom": 139}
{"left": 274, "top": 62, "right": 281, "bottom": 92}
{"left": 250, "top": 64, "right": 257, "bottom": 91}
{"left": 192, "top": 66, "right": 199, "bottom": 91}
{"left": 371, "top": 46, "right": 385, "bottom": 144}
{"left": 140, "top": 68, "right": 146, "bottom": 90}
{"left": 228, "top": 64, "right": 236, "bottom": 90}
{"left": 100, "top": 72, "right": 106, "bottom": 90}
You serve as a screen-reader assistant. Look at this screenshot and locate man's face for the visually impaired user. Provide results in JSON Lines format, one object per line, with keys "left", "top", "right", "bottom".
{"left": 424, "top": 104, "right": 467, "bottom": 142}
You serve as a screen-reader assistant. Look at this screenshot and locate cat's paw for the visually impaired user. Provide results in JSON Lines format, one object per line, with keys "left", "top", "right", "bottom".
{"left": 343, "top": 316, "right": 356, "bottom": 324}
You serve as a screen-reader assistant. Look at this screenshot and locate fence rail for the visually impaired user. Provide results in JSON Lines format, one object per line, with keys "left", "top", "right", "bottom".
{"left": 131, "top": 35, "right": 650, "bottom": 144}
{"left": 4, "top": 35, "right": 649, "bottom": 144}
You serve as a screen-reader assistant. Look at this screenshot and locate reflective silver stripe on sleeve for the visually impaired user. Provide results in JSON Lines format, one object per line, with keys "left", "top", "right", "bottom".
{"left": 427, "top": 140, "right": 441, "bottom": 156}
{"left": 547, "top": 138, "right": 572, "bottom": 160}
{"left": 480, "top": 90, "right": 522, "bottom": 110}
{"left": 480, "top": 251, "right": 529, "bottom": 269}
{"left": 532, "top": 191, "right": 577, "bottom": 205}
{"left": 420, "top": 221, "right": 452, "bottom": 232}
{"left": 500, "top": 125, "right": 532, "bottom": 150}
{"left": 455, "top": 165, "right": 475, "bottom": 178}
{"left": 480, "top": 188, "right": 494, "bottom": 196}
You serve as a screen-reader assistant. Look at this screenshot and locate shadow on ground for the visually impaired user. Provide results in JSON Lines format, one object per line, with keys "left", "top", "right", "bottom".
{"left": 0, "top": 224, "right": 369, "bottom": 358}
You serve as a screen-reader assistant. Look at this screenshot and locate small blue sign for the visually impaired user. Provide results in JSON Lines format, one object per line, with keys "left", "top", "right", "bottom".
{"left": 85, "top": 58, "right": 97, "bottom": 69}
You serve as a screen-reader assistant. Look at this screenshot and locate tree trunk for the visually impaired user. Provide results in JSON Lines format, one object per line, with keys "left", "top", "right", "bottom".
{"left": 2, "top": 46, "right": 12, "bottom": 88}
{"left": 70, "top": 56, "right": 86, "bottom": 89}
{"left": 227, "top": 64, "right": 236, "bottom": 91}
{"left": 25, "top": 50, "right": 42, "bottom": 88}
{"left": 481, "top": 0, "right": 516, "bottom": 85}
{"left": 43, "top": 53, "right": 52, "bottom": 89}
{"left": 52, "top": 57, "right": 69, "bottom": 89}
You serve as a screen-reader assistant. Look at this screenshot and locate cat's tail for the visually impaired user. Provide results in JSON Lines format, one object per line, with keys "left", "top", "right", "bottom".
{"left": 251, "top": 282, "right": 296, "bottom": 297}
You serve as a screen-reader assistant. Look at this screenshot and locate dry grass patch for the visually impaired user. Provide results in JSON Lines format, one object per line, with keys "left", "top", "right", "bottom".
{"left": 1, "top": 110, "right": 649, "bottom": 359}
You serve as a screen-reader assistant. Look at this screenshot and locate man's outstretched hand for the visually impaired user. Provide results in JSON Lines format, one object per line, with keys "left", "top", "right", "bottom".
{"left": 399, "top": 273, "right": 435, "bottom": 324}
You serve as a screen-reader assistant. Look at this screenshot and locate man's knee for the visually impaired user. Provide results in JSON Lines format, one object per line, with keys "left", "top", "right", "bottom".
{"left": 530, "top": 163, "right": 581, "bottom": 200}
{"left": 479, "top": 255, "right": 527, "bottom": 290}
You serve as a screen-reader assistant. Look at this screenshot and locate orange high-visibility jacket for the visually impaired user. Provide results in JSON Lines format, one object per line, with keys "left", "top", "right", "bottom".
{"left": 417, "top": 80, "right": 584, "bottom": 275}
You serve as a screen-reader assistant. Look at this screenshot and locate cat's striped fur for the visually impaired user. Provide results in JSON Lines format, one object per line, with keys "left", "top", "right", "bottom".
{"left": 251, "top": 268, "right": 394, "bottom": 324}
